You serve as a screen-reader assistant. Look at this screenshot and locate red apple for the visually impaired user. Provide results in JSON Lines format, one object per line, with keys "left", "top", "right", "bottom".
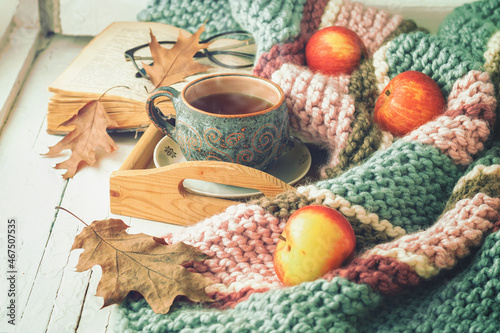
{"left": 305, "top": 26, "right": 367, "bottom": 75}
{"left": 373, "top": 71, "right": 446, "bottom": 137}
{"left": 273, "top": 205, "right": 356, "bottom": 286}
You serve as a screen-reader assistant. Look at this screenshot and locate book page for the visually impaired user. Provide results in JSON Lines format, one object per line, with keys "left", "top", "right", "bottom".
{"left": 50, "top": 21, "right": 254, "bottom": 103}
{"left": 49, "top": 21, "right": 187, "bottom": 103}
{"left": 48, "top": 21, "right": 254, "bottom": 133}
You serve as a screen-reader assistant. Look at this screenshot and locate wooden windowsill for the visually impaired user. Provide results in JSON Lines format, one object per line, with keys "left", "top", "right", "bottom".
{"left": 0, "top": 34, "right": 184, "bottom": 333}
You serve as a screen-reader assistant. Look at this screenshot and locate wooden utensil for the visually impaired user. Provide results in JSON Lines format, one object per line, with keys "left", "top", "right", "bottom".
{"left": 110, "top": 124, "right": 294, "bottom": 225}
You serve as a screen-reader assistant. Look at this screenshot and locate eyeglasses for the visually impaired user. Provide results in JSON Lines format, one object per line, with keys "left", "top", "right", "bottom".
{"left": 124, "top": 31, "right": 256, "bottom": 80}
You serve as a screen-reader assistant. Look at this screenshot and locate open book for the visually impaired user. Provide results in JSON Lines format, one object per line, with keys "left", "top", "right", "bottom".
{"left": 47, "top": 21, "right": 252, "bottom": 134}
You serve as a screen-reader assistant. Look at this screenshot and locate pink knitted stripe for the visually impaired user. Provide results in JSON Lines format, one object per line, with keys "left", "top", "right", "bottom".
{"left": 373, "top": 193, "right": 500, "bottom": 270}
{"left": 209, "top": 286, "right": 268, "bottom": 309}
{"left": 300, "top": 0, "right": 331, "bottom": 38}
{"left": 333, "top": 0, "right": 403, "bottom": 57}
{"left": 494, "top": 219, "right": 500, "bottom": 232}
{"left": 253, "top": 0, "right": 329, "bottom": 78}
{"left": 323, "top": 255, "right": 421, "bottom": 295}
{"left": 445, "top": 70, "right": 497, "bottom": 127}
{"left": 164, "top": 204, "right": 283, "bottom": 292}
{"left": 403, "top": 115, "right": 490, "bottom": 165}
{"left": 253, "top": 40, "right": 306, "bottom": 79}
{"left": 271, "top": 63, "right": 355, "bottom": 163}
{"left": 403, "top": 70, "right": 496, "bottom": 165}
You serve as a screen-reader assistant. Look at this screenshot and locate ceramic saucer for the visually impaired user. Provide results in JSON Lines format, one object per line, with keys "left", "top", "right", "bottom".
{"left": 153, "top": 136, "right": 311, "bottom": 199}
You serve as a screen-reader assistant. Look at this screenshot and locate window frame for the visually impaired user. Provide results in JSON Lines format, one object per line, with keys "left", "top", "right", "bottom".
{"left": 0, "top": 0, "right": 47, "bottom": 133}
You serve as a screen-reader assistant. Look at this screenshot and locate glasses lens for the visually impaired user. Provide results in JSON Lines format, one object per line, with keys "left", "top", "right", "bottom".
{"left": 127, "top": 32, "right": 256, "bottom": 79}
{"left": 206, "top": 32, "right": 256, "bottom": 68}
{"left": 129, "top": 42, "right": 176, "bottom": 78}
{"left": 134, "top": 42, "right": 177, "bottom": 62}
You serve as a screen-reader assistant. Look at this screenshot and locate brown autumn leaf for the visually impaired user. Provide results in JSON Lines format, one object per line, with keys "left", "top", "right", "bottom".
{"left": 44, "top": 99, "right": 118, "bottom": 179}
{"left": 70, "top": 217, "right": 214, "bottom": 314}
{"left": 143, "top": 24, "right": 213, "bottom": 87}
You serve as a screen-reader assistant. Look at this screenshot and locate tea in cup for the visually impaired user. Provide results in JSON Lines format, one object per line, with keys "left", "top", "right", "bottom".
{"left": 146, "top": 73, "right": 289, "bottom": 170}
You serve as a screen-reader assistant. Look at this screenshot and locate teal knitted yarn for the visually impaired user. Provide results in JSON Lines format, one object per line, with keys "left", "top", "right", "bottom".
{"left": 228, "top": 0, "right": 307, "bottom": 55}
{"left": 438, "top": 0, "right": 500, "bottom": 62}
{"left": 118, "top": 230, "right": 500, "bottom": 332}
{"left": 137, "top": 0, "right": 307, "bottom": 55}
{"left": 383, "top": 0, "right": 500, "bottom": 97}
{"left": 361, "top": 230, "right": 500, "bottom": 333}
{"left": 117, "top": 277, "right": 382, "bottom": 333}
{"left": 137, "top": 0, "right": 242, "bottom": 38}
{"left": 114, "top": 139, "right": 499, "bottom": 332}
{"left": 316, "top": 140, "right": 461, "bottom": 233}
{"left": 115, "top": 140, "right": 500, "bottom": 332}
{"left": 384, "top": 32, "right": 484, "bottom": 97}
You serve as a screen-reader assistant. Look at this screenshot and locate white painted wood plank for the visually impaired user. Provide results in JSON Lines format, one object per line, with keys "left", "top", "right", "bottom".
{"left": 37, "top": 91, "right": 184, "bottom": 332}
{"left": 43, "top": 134, "right": 141, "bottom": 333}
{"left": 3, "top": 31, "right": 187, "bottom": 333}
{"left": 75, "top": 268, "right": 113, "bottom": 333}
{"left": 0, "top": 35, "right": 90, "bottom": 333}
{"left": 73, "top": 132, "right": 186, "bottom": 333}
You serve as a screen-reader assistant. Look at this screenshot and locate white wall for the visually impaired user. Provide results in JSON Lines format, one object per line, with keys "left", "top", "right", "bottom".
{"left": 58, "top": 0, "right": 472, "bottom": 36}
{"left": 0, "top": 0, "right": 19, "bottom": 44}
{"left": 362, "top": 0, "right": 471, "bottom": 33}
{"left": 59, "top": 0, "right": 149, "bottom": 36}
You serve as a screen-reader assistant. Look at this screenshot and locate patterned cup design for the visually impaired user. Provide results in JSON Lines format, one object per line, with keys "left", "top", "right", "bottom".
{"left": 147, "top": 73, "right": 289, "bottom": 170}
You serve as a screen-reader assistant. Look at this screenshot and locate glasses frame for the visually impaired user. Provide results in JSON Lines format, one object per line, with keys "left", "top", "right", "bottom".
{"left": 124, "top": 30, "right": 256, "bottom": 80}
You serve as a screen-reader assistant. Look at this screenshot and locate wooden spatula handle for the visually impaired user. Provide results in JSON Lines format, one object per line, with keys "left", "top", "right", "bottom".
{"left": 110, "top": 160, "right": 294, "bottom": 225}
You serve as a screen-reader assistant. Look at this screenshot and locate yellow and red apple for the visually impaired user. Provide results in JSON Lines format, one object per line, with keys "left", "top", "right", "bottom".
{"left": 305, "top": 26, "right": 367, "bottom": 75}
{"left": 273, "top": 205, "right": 356, "bottom": 286}
{"left": 373, "top": 70, "right": 446, "bottom": 137}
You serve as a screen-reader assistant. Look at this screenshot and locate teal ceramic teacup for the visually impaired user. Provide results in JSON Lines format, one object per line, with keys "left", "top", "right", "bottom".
{"left": 146, "top": 73, "right": 290, "bottom": 170}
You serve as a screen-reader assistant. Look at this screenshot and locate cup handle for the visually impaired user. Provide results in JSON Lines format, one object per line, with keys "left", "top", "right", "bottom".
{"left": 146, "top": 86, "right": 180, "bottom": 138}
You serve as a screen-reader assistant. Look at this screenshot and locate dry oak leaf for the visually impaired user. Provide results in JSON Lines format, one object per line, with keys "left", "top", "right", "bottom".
{"left": 44, "top": 99, "right": 118, "bottom": 179}
{"left": 144, "top": 24, "right": 213, "bottom": 87}
{"left": 71, "top": 218, "right": 214, "bottom": 314}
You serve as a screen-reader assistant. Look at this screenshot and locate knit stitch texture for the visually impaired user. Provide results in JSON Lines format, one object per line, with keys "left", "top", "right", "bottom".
{"left": 115, "top": 0, "right": 500, "bottom": 331}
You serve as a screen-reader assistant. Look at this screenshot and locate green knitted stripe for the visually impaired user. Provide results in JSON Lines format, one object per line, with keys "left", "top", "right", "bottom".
{"left": 347, "top": 216, "right": 393, "bottom": 251}
{"left": 445, "top": 142, "right": 500, "bottom": 211}
{"left": 250, "top": 189, "right": 397, "bottom": 251}
{"left": 118, "top": 277, "right": 382, "bottom": 333}
{"left": 248, "top": 189, "right": 311, "bottom": 219}
{"left": 445, "top": 171, "right": 500, "bottom": 212}
{"left": 324, "top": 60, "right": 382, "bottom": 178}
{"left": 386, "top": 32, "right": 484, "bottom": 97}
{"left": 317, "top": 140, "right": 462, "bottom": 233}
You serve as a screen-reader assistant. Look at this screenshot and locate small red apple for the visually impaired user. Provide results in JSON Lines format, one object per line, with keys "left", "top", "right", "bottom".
{"left": 273, "top": 205, "right": 356, "bottom": 286}
{"left": 373, "top": 71, "right": 446, "bottom": 137}
{"left": 305, "top": 26, "right": 367, "bottom": 75}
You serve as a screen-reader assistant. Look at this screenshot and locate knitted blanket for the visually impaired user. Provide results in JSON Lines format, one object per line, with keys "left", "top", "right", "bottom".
{"left": 116, "top": 0, "right": 500, "bottom": 331}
